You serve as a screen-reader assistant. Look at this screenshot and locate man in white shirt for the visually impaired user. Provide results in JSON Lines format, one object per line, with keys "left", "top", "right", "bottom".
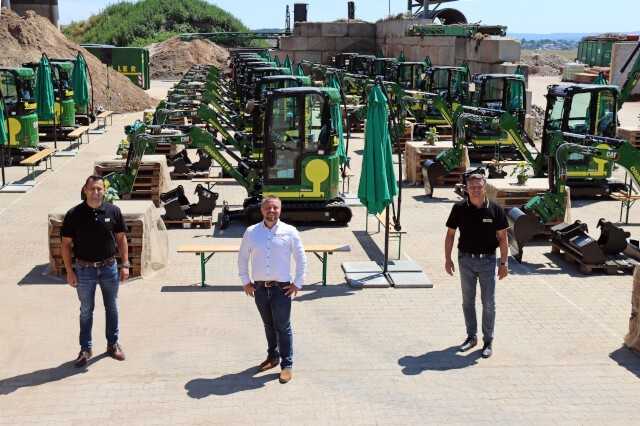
{"left": 238, "top": 195, "right": 307, "bottom": 384}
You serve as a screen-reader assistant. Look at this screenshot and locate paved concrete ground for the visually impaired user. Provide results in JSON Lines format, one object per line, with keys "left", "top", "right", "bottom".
{"left": 0, "top": 81, "right": 639, "bottom": 425}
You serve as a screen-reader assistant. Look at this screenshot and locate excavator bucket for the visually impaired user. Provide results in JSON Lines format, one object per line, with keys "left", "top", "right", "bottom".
{"left": 422, "top": 159, "right": 447, "bottom": 197}
{"left": 507, "top": 207, "right": 545, "bottom": 262}
{"left": 596, "top": 219, "right": 630, "bottom": 255}
{"left": 550, "top": 221, "right": 606, "bottom": 265}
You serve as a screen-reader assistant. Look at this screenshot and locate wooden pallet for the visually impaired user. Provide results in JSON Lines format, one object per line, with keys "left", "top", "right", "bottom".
{"left": 404, "top": 141, "right": 468, "bottom": 185}
{"left": 551, "top": 243, "right": 637, "bottom": 275}
{"left": 49, "top": 218, "right": 144, "bottom": 278}
{"left": 163, "top": 216, "right": 212, "bottom": 229}
{"left": 94, "top": 162, "right": 162, "bottom": 207}
{"left": 618, "top": 127, "right": 640, "bottom": 148}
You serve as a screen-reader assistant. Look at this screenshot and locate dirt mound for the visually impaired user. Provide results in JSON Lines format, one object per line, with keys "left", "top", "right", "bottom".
{"left": 0, "top": 8, "right": 157, "bottom": 112}
{"left": 521, "top": 51, "right": 564, "bottom": 76}
{"left": 149, "top": 36, "right": 228, "bottom": 80}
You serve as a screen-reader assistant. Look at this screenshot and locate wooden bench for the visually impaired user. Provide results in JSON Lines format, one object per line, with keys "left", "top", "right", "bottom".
{"left": 19, "top": 148, "right": 56, "bottom": 179}
{"left": 177, "top": 243, "right": 351, "bottom": 287}
{"left": 96, "top": 110, "right": 114, "bottom": 128}
{"left": 66, "top": 125, "right": 90, "bottom": 145}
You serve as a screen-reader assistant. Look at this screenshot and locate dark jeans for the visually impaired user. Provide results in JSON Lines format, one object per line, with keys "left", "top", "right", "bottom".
{"left": 458, "top": 253, "right": 496, "bottom": 343}
{"left": 254, "top": 284, "right": 293, "bottom": 369}
{"left": 75, "top": 262, "right": 120, "bottom": 351}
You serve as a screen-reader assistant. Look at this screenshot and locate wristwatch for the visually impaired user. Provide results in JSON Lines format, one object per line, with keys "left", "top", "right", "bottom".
{"left": 120, "top": 261, "right": 131, "bottom": 268}
{"left": 500, "top": 261, "right": 507, "bottom": 266}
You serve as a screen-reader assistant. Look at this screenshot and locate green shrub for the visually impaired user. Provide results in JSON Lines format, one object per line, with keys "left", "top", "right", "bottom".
{"left": 62, "top": 0, "right": 251, "bottom": 47}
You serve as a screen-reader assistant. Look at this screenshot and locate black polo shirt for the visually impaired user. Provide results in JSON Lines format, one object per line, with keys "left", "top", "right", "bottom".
{"left": 446, "top": 198, "right": 509, "bottom": 254}
{"left": 61, "top": 202, "right": 127, "bottom": 262}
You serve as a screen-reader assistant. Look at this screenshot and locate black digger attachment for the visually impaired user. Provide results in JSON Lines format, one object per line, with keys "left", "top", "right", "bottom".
{"left": 160, "top": 184, "right": 219, "bottom": 221}
{"left": 507, "top": 207, "right": 546, "bottom": 262}
{"left": 169, "top": 149, "right": 212, "bottom": 175}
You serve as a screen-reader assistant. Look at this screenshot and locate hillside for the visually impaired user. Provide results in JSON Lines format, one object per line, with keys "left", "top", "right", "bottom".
{"left": 0, "top": 9, "right": 156, "bottom": 112}
{"left": 62, "top": 0, "right": 250, "bottom": 47}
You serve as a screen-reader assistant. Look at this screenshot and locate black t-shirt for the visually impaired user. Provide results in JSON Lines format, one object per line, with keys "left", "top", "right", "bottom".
{"left": 446, "top": 198, "right": 509, "bottom": 254}
{"left": 61, "top": 202, "right": 127, "bottom": 262}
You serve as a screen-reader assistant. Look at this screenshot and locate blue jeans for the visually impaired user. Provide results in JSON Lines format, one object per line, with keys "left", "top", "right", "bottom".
{"left": 75, "top": 262, "right": 120, "bottom": 351}
{"left": 458, "top": 253, "right": 496, "bottom": 343}
{"left": 254, "top": 285, "right": 293, "bottom": 369}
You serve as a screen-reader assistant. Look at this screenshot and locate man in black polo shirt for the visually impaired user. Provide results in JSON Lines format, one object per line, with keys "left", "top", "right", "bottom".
{"left": 62, "top": 175, "right": 129, "bottom": 367}
{"left": 445, "top": 173, "right": 509, "bottom": 358}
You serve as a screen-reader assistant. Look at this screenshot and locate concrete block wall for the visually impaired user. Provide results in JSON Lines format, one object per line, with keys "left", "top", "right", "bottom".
{"left": 279, "top": 21, "right": 377, "bottom": 64}
{"left": 278, "top": 18, "right": 524, "bottom": 79}
{"left": 611, "top": 42, "right": 640, "bottom": 97}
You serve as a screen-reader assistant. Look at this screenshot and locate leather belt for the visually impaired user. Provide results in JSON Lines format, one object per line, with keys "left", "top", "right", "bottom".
{"left": 76, "top": 257, "right": 116, "bottom": 268}
{"left": 459, "top": 251, "right": 495, "bottom": 258}
{"left": 254, "top": 281, "right": 289, "bottom": 288}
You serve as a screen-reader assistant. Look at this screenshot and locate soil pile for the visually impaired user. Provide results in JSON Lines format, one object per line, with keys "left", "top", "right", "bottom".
{"left": 0, "top": 8, "right": 157, "bottom": 112}
{"left": 149, "top": 36, "right": 228, "bottom": 80}
{"left": 521, "top": 51, "right": 565, "bottom": 76}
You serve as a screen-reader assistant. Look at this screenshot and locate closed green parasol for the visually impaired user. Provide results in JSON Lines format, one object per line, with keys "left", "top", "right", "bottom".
{"left": 357, "top": 84, "right": 397, "bottom": 215}
{"left": 72, "top": 52, "right": 90, "bottom": 109}
{"left": 0, "top": 94, "right": 7, "bottom": 146}
{"left": 35, "top": 54, "right": 55, "bottom": 121}
{"left": 283, "top": 55, "right": 293, "bottom": 74}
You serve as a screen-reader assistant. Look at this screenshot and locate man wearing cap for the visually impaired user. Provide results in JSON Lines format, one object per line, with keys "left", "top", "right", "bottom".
{"left": 238, "top": 195, "right": 307, "bottom": 384}
{"left": 444, "top": 173, "right": 509, "bottom": 358}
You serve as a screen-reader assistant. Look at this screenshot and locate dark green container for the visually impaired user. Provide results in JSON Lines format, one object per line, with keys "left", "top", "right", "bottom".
{"left": 578, "top": 39, "right": 615, "bottom": 67}
{"left": 82, "top": 45, "right": 151, "bottom": 90}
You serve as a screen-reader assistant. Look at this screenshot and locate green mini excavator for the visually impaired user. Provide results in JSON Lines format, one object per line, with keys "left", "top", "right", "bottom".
{"left": 0, "top": 67, "right": 39, "bottom": 164}
{"left": 190, "top": 86, "right": 352, "bottom": 228}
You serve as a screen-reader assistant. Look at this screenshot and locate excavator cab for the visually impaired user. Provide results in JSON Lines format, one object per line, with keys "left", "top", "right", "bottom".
{"left": 349, "top": 55, "right": 376, "bottom": 76}
{"left": 472, "top": 74, "right": 526, "bottom": 121}
{"left": 248, "top": 75, "right": 312, "bottom": 154}
{"left": 0, "top": 67, "right": 39, "bottom": 162}
{"left": 541, "top": 84, "right": 619, "bottom": 191}
{"left": 372, "top": 58, "right": 398, "bottom": 79}
{"left": 396, "top": 62, "right": 427, "bottom": 91}
{"left": 331, "top": 53, "right": 359, "bottom": 70}
{"left": 424, "top": 66, "right": 470, "bottom": 105}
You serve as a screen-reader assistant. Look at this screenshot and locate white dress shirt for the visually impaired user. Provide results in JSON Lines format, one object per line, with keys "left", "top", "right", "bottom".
{"left": 238, "top": 220, "right": 307, "bottom": 288}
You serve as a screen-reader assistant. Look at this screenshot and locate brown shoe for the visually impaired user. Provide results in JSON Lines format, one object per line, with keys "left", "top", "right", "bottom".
{"left": 106, "top": 343, "right": 125, "bottom": 361}
{"left": 74, "top": 349, "right": 92, "bottom": 368}
{"left": 279, "top": 368, "right": 293, "bottom": 384}
{"left": 257, "top": 357, "right": 279, "bottom": 372}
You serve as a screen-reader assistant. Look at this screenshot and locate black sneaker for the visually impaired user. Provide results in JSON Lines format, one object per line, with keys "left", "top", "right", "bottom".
{"left": 458, "top": 336, "right": 478, "bottom": 352}
{"left": 481, "top": 342, "right": 493, "bottom": 358}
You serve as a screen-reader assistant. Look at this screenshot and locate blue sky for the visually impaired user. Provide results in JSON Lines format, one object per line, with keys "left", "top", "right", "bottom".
{"left": 59, "top": 0, "right": 639, "bottom": 34}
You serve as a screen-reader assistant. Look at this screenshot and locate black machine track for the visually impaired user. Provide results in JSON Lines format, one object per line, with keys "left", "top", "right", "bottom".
{"left": 219, "top": 198, "right": 353, "bottom": 229}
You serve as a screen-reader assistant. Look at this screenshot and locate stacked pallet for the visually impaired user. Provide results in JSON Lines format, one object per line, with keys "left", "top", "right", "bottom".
{"left": 625, "top": 266, "right": 640, "bottom": 352}
{"left": 618, "top": 127, "right": 640, "bottom": 148}
{"left": 404, "top": 141, "right": 469, "bottom": 185}
{"left": 48, "top": 201, "right": 168, "bottom": 279}
{"left": 94, "top": 155, "right": 171, "bottom": 207}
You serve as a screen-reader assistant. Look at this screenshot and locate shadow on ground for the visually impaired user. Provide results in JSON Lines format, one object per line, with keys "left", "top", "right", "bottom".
{"left": 161, "top": 284, "right": 243, "bottom": 292}
{"left": 353, "top": 230, "right": 385, "bottom": 264}
{"left": 398, "top": 346, "right": 481, "bottom": 375}
{"left": 185, "top": 367, "right": 279, "bottom": 398}
{"left": 0, "top": 354, "right": 108, "bottom": 395}
{"left": 18, "top": 264, "right": 67, "bottom": 285}
{"left": 609, "top": 346, "right": 640, "bottom": 379}
{"left": 294, "top": 284, "right": 360, "bottom": 302}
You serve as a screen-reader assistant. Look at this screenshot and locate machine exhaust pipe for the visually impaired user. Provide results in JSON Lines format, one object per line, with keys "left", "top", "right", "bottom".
{"left": 507, "top": 207, "right": 545, "bottom": 262}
